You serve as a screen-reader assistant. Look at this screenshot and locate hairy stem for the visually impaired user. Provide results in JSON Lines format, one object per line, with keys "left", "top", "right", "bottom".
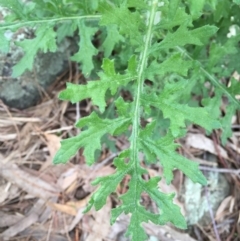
{"left": 131, "top": 0, "right": 159, "bottom": 202}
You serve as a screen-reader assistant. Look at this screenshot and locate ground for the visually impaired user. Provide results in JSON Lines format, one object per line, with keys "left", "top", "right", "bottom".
{"left": 0, "top": 66, "right": 240, "bottom": 241}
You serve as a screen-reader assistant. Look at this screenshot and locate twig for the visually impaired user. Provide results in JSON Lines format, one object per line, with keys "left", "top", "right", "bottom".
{"left": 199, "top": 166, "right": 240, "bottom": 175}
{"left": 0, "top": 101, "right": 22, "bottom": 159}
{"left": 63, "top": 213, "right": 72, "bottom": 241}
{"left": 204, "top": 186, "right": 221, "bottom": 241}
{"left": 91, "top": 152, "right": 119, "bottom": 171}
{"left": 46, "top": 214, "right": 53, "bottom": 241}
{"left": 212, "top": 132, "right": 228, "bottom": 168}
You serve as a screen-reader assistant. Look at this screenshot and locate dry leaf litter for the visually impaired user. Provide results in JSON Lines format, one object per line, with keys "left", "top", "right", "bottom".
{"left": 0, "top": 68, "right": 240, "bottom": 241}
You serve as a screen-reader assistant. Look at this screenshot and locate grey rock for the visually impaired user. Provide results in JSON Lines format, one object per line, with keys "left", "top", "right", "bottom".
{"left": 0, "top": 34, "right": 76, "bottom": 109}
{"left": 182, "top": 155, "right": 229, "bottom": 225}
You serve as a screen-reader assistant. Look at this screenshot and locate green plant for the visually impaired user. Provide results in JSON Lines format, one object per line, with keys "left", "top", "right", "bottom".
{"left": 1, "top": 1, "right": 240, "bottom": 240}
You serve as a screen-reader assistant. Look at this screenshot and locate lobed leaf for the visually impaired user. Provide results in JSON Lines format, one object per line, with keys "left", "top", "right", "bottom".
{"left": 1, "top": 0, "right": 236, "bottom": 239}
{"left": 59, "top": 57, "right": 137, "bottom": 112}
{"left": 101, "top": 25, "right": 124, "bottom": 57}
{"left": 0, "top": 0, "right": 27, "bottom": 20}
{"left": 99, "top": 1, "right": 144, "bottom": 45}
{"left": 71, "top": 20, "right": 98, "bottom": 76}
{"left": 53, "top": 112, "right": 131, "bottom": 165}
{"left": 141, "top": 80, "right": 221, "bottom": 137}
{"left": 176, "top": 46, "right": 240, "bottom": 108}
{"left": 110, "top": 168, "right": 187, "bottom": 241}
{"left": 85, "top": 150, "right": 132, "bottom": 212}
{"left": 142, "top": 177, "right": 187, "bottom": 228}
{"left": 187, "top": 0, "right": 206, "bottom": 19}
{"left": 150, "top": 24, "right": 218, "bottom": 53}
{"left": 12, "top": 25, "right": 57, "bottom": 77}
{"left": 159, "top": 4, "right": 191, "bottom": 30}
{"left": 139, "top": 131, "right": 207, "bottom": 185}
{"left": 146, "top": 53, "right": 192, "bottom": 80}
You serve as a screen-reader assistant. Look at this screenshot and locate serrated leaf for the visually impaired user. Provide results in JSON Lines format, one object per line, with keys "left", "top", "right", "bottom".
{"left": 12, "top": 25, "right": 57, "bottom": 77}
{"left": 146, "top": 53, "right": 192, "bottom": 80}
{"left": 208, "top": 38, "right": 238, "bottom": 69}
{"left": 168, "top": 0, "right": 181, "bottom": 19}
{"left": 53, "top": 112, "right": 131, "bottom": 165}
{"left": 159, "top": 6, "right": 191, "bottom": 30}
{"left": 176, "top": 45, "right": 240, "bottom": 108}
{"left": 115, "top": 97, "right": 132, "bottom": 117}
{"left": 202, "top": 92, "right": 222, "bottom": 120}
{"left": 0, "top": 0, "right": 26, "bottom": 19}
{"left": 150, "top": 24, "right": 218, "bottom": 53}
{"left": 141, "top": 80, "right": 221, "bottom": 137}
{"left": 85, "top": 150, "right": 132, "bottom": 212}
{"left": 71, "top": 20, "right": 98, "bottom": 77}
{"left": 139, "top": 131, "right": 207, "bottom": 185}
{"left": 111, "top": 172, "right": 186, "bottom": 241}
{"left": 99, "top": 1, "right": 144, "bottom": 44}
{"left": 44, "top": 0, "right": 236, "bottom": 238}
{"left": 142, "top": 177, "right": 187, "bottom": 228}
{"left": 102, "top": 25, "right": 124, "bottom": 57}
{"left": 86, "top": 139, "right": 187, "bottom": 241}
{"left": 188, "top": 0, "right": 205, "bottom": 19}
{"left": 213, "top": 0, "right": 231, "bottom": 21}
{"left": 228, "top": 77, "right": 240, "bottom": 96}
{"left": 190, "top": 25, "right": 219, "bottom": 44}
{"left": 125, "top": 209, "right": 150, "bottom": 241}
{"left": 220, "top": 104, "right": 237, "bottom": 144}
{"left": 59, "top": 57, "right": 137, "bottom": 112}
{"left": 56, "top": 21, "right": 78, "bottom": 43}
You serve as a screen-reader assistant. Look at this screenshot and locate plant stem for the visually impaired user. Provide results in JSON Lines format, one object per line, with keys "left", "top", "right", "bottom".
{"left": 176, "top": 46, "right": 240, "bottom": 107}
{"left": 131, "top": 0, "right": 159, "bottom": 198}
{"left": 0, "top": 15, "right": 101, "bottom": 30}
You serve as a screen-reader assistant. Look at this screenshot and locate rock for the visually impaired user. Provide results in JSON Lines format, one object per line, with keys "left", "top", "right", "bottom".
{"left": 182, "top": 154, "right": 230, "bottom": 226}
{"left": 0, "top": 28, "right": 76, "bottom": 109}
